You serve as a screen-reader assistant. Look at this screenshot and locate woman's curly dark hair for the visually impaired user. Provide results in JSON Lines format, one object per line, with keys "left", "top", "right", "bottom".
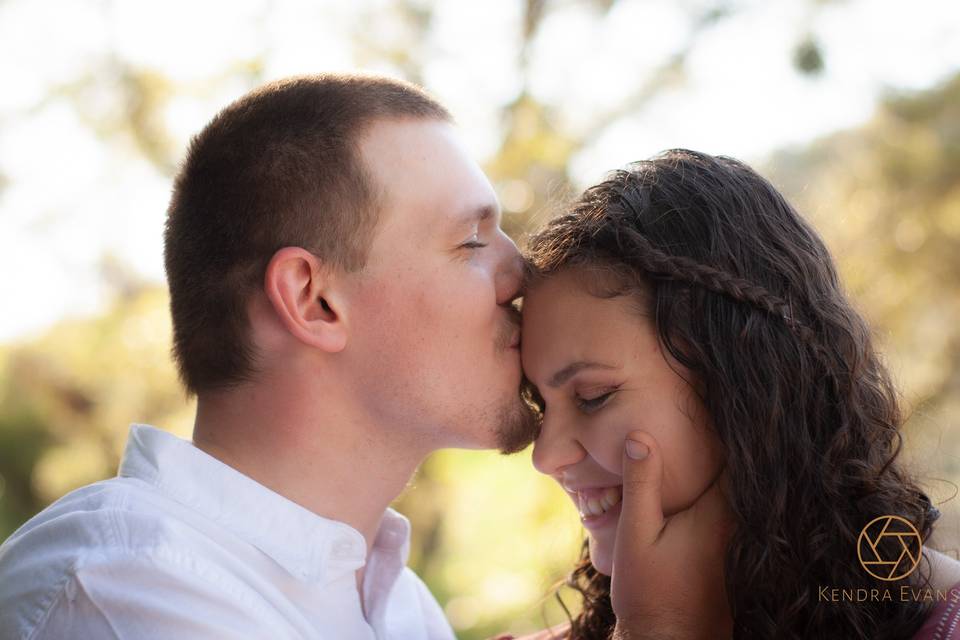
{"left": 522, "top": 149, "right": 942, "bottom": 639}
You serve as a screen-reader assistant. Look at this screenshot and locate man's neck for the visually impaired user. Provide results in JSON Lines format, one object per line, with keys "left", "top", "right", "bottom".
{"left": 191, "top": 375, "right": 428, "bottom": 553}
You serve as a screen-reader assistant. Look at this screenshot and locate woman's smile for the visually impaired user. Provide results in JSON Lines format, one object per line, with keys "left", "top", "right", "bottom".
{"left": 570, "top": 485, "right": 624, "bottom": 529}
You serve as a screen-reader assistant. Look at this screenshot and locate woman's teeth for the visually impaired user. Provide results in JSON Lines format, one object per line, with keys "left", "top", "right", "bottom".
{"left": 578, "top": 486, "right": 623, "bottom": 518}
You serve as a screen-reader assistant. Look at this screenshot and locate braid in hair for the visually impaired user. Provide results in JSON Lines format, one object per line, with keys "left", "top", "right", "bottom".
{"left": 592, "top": 208, "right": 832, "bottom": 364}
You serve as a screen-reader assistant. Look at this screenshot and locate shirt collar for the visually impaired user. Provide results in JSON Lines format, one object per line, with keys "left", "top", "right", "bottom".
{"left": 117, "top": 423, "right": 411, "bottom": 582}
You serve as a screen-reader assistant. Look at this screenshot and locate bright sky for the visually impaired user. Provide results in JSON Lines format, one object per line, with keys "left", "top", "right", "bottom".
{"left": 1, "top": 0, "right": 958, "bottom": 342}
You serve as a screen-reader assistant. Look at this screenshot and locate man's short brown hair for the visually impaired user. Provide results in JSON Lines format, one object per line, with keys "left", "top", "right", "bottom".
{"left": 163, "top": 74, "right": 451, "bottom": 395}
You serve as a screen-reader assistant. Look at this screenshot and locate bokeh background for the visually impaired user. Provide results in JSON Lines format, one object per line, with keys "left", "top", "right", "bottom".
{"left": 2, "top": 0, "right": 959, "bottom": 637}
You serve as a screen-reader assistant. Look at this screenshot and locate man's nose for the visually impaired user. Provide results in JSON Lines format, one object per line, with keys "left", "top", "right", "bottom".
{"left": 531, "top": 411, "right": 586, "bottom": 476}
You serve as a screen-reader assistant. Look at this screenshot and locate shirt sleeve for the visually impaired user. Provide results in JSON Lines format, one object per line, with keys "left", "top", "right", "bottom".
{"left": 32, "top": 549, "right": 301, "bottom": 640}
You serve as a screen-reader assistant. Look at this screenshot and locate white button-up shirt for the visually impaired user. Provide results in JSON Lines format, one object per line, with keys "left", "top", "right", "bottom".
{"left": 0, "top": 424, "right": 456, "bottom": 640}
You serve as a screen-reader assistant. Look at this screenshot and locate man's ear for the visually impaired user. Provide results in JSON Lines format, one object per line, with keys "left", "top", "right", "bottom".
{"left": 263, "top": 247, "right": 347, "bottom": 353}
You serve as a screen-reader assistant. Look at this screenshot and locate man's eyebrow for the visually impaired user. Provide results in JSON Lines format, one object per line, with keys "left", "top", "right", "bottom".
{"left": 548, "top": 361, "right": 618, "bottom": 388}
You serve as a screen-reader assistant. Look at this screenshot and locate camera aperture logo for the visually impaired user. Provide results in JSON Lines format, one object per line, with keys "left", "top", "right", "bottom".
{"left": 857, "top": 515, "right": 922, "bottom": 581}
{"left": 818, "top": 514, "right": 951, "bottom": 604}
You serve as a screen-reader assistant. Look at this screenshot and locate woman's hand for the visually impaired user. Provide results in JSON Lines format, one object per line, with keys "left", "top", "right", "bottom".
{"left": 611, "top": 431, "right": 734, "bottom": 640}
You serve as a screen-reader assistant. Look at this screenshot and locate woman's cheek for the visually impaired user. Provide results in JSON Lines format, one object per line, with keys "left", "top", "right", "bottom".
{"left": 659, "top": 441, "right": 719, "bottom": 516}
{"left": 584, "top": 417, "right": 633, "bottom": 474}
{"left": 660, "top": 466, "right": 689, "bottom": 516}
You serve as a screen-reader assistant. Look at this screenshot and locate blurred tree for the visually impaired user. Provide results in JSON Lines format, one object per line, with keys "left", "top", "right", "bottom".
{"left": 766, "top": 72, "right": 960, "bottom": 553}
{"left": 0, "top": 275, "right": 195, "bottom": 539}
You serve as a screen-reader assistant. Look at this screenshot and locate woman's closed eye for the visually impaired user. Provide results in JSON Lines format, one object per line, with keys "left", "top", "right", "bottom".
{"left": 575, "top": 389, "right": 617, "bottom": 414}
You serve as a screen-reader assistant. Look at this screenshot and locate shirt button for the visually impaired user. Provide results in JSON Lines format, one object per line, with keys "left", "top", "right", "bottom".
{"left": 65, "top": 578, "right": 78, "bottom": 601}
{"left": 332, "top": 539, "right": 355, "bottom": 557}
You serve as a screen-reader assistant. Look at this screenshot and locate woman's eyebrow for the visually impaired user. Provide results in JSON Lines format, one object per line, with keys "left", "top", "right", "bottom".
{"left": 548, "top": 361, "right": 618, "bottom": 388}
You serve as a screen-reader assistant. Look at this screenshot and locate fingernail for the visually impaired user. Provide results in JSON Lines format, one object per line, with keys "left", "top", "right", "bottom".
{"left": 626, "top": 439, "right": 649, "bottom": 460}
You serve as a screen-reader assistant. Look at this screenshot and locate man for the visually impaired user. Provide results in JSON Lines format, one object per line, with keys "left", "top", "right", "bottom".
{"left": 0, "top": 74, "right": 538, "bottom": 639}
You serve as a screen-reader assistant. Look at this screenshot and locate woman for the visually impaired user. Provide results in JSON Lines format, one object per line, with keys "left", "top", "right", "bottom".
{"left": 501, "top": 150, "right": 960, "bottom": 639}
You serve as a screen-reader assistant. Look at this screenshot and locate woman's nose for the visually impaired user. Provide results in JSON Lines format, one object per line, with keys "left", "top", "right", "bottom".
{"left": 531, "top": 411, "right": 586, "bottom": 476}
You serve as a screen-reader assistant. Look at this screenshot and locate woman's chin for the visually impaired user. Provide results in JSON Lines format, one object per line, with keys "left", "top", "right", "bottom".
{"left": 588, "top": 536, "right": 614, "bottom": 576}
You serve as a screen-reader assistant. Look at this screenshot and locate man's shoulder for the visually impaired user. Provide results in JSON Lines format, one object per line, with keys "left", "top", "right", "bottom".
{"left": 0, "top": 477, "right": 270, "bottom": 638}
{"left": 0, "top": 475, "right": 201, "bottom": 577}
{"left": 0, "top": 478, "right": 176, "bottom": 634}
{"left": 1, "top": 477, "right": 217, "bottom": 587}
{"left": 1, "top": 475, "right": 188, "bottom": 555}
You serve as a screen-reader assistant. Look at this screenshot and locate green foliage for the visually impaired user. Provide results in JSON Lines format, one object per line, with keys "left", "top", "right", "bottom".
{"left": 0, "top": 285, "right": 195, "bottom": 540}
{"left": 766, "top": 73, "right": 960, "bottom": 551}
{"left": 395, "top": 449, "right": 582, "bottom": 637}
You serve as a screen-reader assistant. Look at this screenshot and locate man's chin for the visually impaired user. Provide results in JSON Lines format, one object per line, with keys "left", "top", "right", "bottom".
{"left": 494, "top": 398, "right": 540, "bottom": 455}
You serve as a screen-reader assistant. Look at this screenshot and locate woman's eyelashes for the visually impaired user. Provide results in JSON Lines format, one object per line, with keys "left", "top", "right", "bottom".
{"left": 575, "top": 389, "right": 618, "bottom": 414}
